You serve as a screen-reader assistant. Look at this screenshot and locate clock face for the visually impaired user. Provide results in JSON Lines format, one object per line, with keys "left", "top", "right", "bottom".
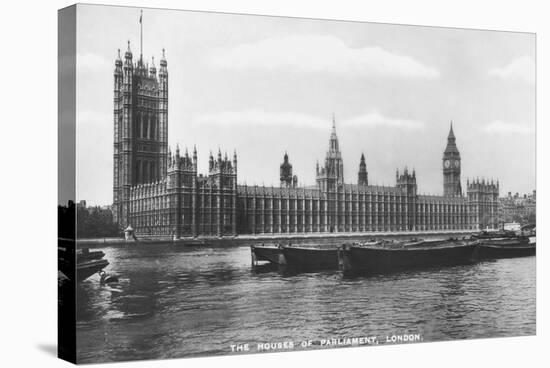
{"left": 444, "top": 159, "right": 451, "bottom": 168}
{"left": 454, "top": 160, "right": 460, "bottom": 168}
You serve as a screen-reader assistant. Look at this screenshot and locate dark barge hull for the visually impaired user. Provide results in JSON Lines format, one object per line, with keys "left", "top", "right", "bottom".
{"left": 251, "top": 245, "right": 285, "bottom": 265}
{"left": 76, "top": 259, "right": 109, "bottom": 282}
{"left": 339, "top": 243, "right": 478, "bottom": 275}
{"left": 478, "top": 243, "right": 536, "bottom": 259}
{"left": 282, "top": 247, "right": 339, "bottom": 270}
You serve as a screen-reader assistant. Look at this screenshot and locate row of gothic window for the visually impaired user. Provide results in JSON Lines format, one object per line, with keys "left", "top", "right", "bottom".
{"left": 134, "top": 160, "right": 158, "bottom": 184}
{"left": 135, "top": 113, "right": 157, "bottom": 140}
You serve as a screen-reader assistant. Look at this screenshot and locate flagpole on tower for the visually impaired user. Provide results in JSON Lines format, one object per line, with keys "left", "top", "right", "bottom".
{"left": 139, "top": 9, "right": 143, "bottom": 62}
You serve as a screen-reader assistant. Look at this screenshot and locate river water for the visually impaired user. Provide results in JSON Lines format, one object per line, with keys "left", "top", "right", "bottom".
{"left": 76, "top": 243, "right": 536, "bottom": 363}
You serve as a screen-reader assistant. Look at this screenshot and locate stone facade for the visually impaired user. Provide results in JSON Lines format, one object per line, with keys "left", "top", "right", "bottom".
{"left": 112, "top": 47, "right": 499, "bottom": 238}
{"left": 112, "top": 42, "right": 168, "bottom": 226}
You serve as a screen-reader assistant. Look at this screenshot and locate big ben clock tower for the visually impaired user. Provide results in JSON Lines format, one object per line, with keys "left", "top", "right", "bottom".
{"left": 443, "top": 122, "right": 462, "bottom": 197}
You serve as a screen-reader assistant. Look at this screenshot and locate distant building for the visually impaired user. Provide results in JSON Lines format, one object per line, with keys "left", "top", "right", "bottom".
{"left": 112, "top": 41, "right": 500, "bottom": 238}
{"left": 499, "top": 191, "right": 536, "bottom": 223}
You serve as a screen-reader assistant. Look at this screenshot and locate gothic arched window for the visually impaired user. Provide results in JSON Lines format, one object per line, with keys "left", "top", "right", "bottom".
{"left": 135, "top": 160, "right": 141, "bottom": 184}
{"left": 143, "top": 113, "right": 149, "bottom": 139}
{"left": 136, "top": 112, "right": 142, "bottom": 138}
{"left": 150, "top": 115, "right": 156, "bottom": 140}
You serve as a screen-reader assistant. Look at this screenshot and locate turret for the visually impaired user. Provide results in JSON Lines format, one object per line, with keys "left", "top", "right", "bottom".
{"left": 396, "top": 167, "right": 418, "bottom": 231}
{"left": 149, "top": 56, "right": 156, "bottom": 77}
{"left": 208, "top": 151, "right": 214, "bottom": 171}
{"left": 396, "top": 167, "right": 417, "bottom": 196}
{"left": 115, "top": 49, "right": 123, "bottom": 75}
{"left": 124, "top": 41, "right": 133, "bottom": 70}
{"left": 358, "top": 153, "right": 368, "bottom": 186}
{"left": 159, "top": 48, "right": 168, "bottom": 77}
{"left": 280, "top": 152, "right": 294, "bottom": 188}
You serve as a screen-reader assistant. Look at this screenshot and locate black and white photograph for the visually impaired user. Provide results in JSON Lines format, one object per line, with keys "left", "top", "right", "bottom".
{"left": 55, "top": 2, "right": 537, "bottom": 365}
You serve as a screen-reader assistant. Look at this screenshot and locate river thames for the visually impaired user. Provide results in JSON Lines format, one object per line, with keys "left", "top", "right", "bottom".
{"left": 76, "top": 243, "right": 535, "bottom": 363}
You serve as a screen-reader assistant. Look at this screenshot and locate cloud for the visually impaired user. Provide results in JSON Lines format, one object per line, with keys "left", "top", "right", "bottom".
{"left": 77, "top": 52, "right": 111, "bottom": 71}
{"left": 77, "top": 110, "right": 111, "bottom": 126}
{"left": 193, "top": 109, "right": 425, "bottom": 131}
{"left": 208, "top": 35, "right": 439, "bottom": 79}
{"left": 488, "top": 56, "right": 535, "bottom": 84}
{"left": 193, "top": 110, "right": 329, "bottom": 129}
{"left": 483, "top": 120, "right": 533, "bottom": 135}
{"left": 342, "top": 112, "right": 425, "bottom": 130}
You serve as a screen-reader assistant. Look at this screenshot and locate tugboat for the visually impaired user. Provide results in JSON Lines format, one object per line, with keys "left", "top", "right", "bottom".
{"left": 471, "top": 230, "right": 517, "bottom": 239}
{"left": 476, "top": 234, "right": 535, "bottom": 259}
{"left": 338, "top": 238, "right": 478, "bottom": 275}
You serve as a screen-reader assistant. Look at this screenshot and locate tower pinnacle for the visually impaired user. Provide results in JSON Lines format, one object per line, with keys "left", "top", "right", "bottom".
{"left": 448, "top": 120, "right": 456, "bottom": 141}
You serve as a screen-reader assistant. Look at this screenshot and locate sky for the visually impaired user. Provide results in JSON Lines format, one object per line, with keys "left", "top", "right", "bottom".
{"left": 74, "top": 4, "right": 535, "bottom": 206}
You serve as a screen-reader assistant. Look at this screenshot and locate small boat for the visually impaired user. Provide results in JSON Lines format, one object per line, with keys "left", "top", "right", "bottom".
{"left": 478, "top": 236, "right": 529, "bottom": 246}
{"left": 282, "top": 245, "right": 339, "bottom": 270}
{"left": 478, "top": 237, "right": 535, "bottom": 259}
{"left": 58, "top": 238, "right": 110, "bottom": 282}
{"left": 251, "top": 244, "right": 285, "bottom": 265}
{"left": 77, "top": 259, "right": 110, "bottom": 282}
{"left": 338, "top": 239, "right": 478, "bottom": 275}
{"left": 77, "top": 248, "right": 106, "bottom": 261}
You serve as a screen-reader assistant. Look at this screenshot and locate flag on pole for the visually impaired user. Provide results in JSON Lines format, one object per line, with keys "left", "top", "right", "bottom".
{"left": 140, "top": 12, "right": 142, "bottom": 24}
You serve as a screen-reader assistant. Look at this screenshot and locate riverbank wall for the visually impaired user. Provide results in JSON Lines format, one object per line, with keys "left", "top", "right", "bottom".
{"left": 77, "top": 230, "right": 476, "bottom": 248}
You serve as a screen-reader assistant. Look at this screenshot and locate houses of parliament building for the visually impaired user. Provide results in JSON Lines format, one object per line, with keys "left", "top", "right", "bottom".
{"left": 112, "top": 43, "right": 499, "bottom": 238}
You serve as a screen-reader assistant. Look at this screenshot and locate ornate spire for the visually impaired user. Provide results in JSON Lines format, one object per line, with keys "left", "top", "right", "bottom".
{"left": 329, "top": 114, "right": 339, "bottom": 152}
{"left": 448, "top": 120, "right": 456, "bottom": 141}
{"left": 149, "top": 56, "right": 156, "bottom": 75}
{"left": 444, "top": 121, "right": 459, "bottom": 154}
{"left": 115, "top": 48, "right": 122, "bottom": 66}
{"left": 358, "top": 152, "right": 368, "bottom": 186}
{"left": 160, "top": 48, "right": 167, "bottom": 68}
{"left": 115, "top": 49, "right": 123, "bottom": 73}
{"left": 124, "top": 40, "right": 133, "bottom": 60}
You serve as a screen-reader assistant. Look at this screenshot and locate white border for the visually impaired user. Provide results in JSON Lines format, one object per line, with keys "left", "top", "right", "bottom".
{"left": 2, "top": 0, "right": 545, "bottom": 367}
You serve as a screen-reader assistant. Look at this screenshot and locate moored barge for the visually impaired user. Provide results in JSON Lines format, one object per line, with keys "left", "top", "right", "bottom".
{"left": 251, "top": 244, "right": 285, "bottom": 265}
{"left": 338, "top": 239, "right": 478, "bottom": 275}
{"left": 477, "top": 237, "right": 535, "bottom": 259}
{"left": 282, "top": 246, "right": 339, "bottom": 270}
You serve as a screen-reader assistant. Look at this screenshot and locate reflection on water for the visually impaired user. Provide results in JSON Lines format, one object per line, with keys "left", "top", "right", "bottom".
{"left": 76, "top": 243, "right": 535, "bottom": 363}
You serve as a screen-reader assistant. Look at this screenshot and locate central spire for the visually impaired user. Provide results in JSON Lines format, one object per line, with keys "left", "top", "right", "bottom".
{"left": 329, "top": 113, "right": 339, "bottom": 152}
